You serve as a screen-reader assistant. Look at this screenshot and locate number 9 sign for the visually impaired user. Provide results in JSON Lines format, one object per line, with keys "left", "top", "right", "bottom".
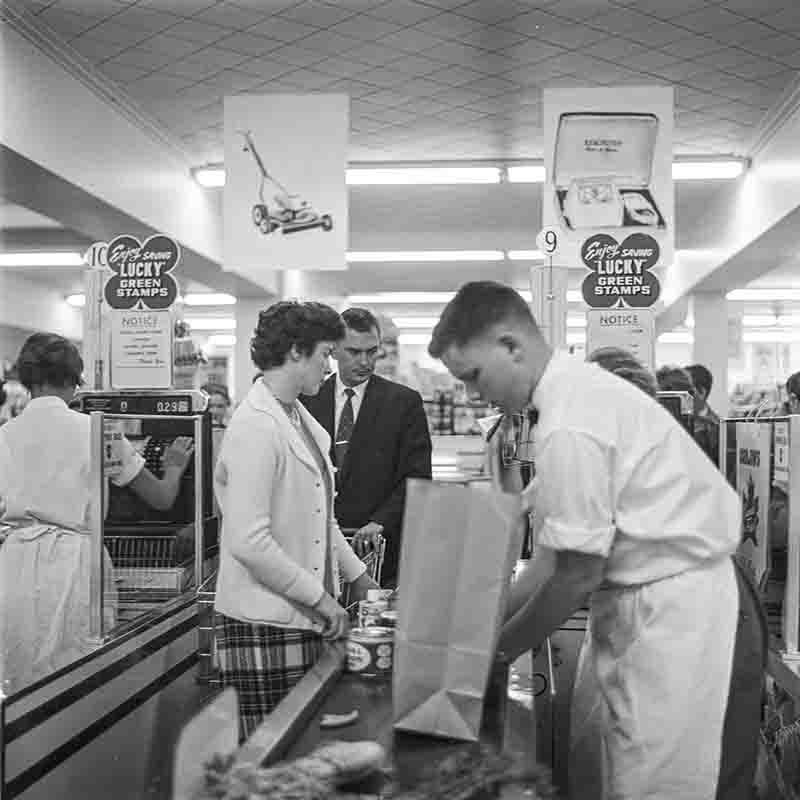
{"left": 536, "top": 226, "right": 560, "bottom": 257}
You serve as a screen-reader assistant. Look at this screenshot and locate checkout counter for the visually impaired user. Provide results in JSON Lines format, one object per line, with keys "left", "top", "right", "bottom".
{"left": 0, "top": 390, "right": 219, "bottom": 800}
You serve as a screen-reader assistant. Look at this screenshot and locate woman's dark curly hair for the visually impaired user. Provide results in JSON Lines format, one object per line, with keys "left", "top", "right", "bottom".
{"left": 251, "top": 301, "right": 345, "bottom": 371}
{"left": 17, "top": 332, "right": 84, "bottom": 391}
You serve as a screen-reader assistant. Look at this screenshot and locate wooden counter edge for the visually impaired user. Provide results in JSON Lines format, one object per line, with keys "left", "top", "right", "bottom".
{"left": 767, "top": 648, "right": 800, "bottom": 706}
{"left": 233, "top": 641, "right": 347, "bottom": 769}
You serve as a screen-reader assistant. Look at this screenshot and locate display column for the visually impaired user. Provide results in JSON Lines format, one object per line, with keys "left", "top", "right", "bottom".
{"left": 83, "top": 266, "right": 110, "bottom": 390}
{"left": 530, "top": 263, "right": 569, "bottom": 350}
{"left": 691, "top": 291, "right": 729, "bottom": 416}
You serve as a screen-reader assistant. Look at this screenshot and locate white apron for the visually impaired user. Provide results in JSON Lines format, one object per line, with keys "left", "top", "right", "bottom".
{"left": 0, "top": 524, "right": 117, "bottom": 695}
{"left": 569, "top": 557, "right": 738, "bottom": 800}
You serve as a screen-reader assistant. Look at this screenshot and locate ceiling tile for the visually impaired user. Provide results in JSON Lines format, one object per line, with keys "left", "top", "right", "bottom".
{"left": 37, "top": 7, "right": 106, "bottom": 38}
{"left": 135, "top": 32, "right": 205, "bottom": 58}
{"left": 265, "top": 43, "right": 328, "bottom": 67}
{"left": 247, "top": 17, "right": 319, "bottom": 42}
{"left": 546, "top": 0, "right": 616, "bottom": 22}
{"left": 580, "top": 37, "right": 650, "bottom": 61}
{"left": 312, "top": 56, "right": 371, "bottom": 78}
{"left": 415, "top": 12, "right": 486, "bottom": 39}
{"left": 455, "top": 0, "right": 533, "bottom": 25}
{"left": 442, "top": 86, "right": 487, "bottom": 105}
{"left": 327, "top": 14, "right": 400, "bottom": 39}
{"left": 710, "top": 20, "right": 786, "bottom": 47}
{"left": 273, "top": 67, "right": 341, "bottom": 90}
{"left": 191, "top": 2, "right": 270, "bottom": 29}
{"left": 215, "top": 31, "right": 284, "bottom": 56}
{"left": 623, "top": 49, "right": 683, "bottom": 71}
{"left": 290, "top": 29, "right": 364, "bottom": 55}
{"left": 346, "top": 42, "right": 407, "bottom": 66}
{"left": 127, "top": 72, "right": 196, "bottom": 99}
{"left": 102, "top": 6, "right": 183, "bottom": 35}
{"left": 68, "top": 34, "right": 130, "bottom": 63}
{"left": 672, "top": 6, "right": 747, "bottom": 33}
{"left": 468, "top": 75, "right": 521, "bottom": 95}
{"left": 742, "top": 33, "right": 800, "bottom": 60}
{"left": 361, "top": 89, "right": 415, "bottom": 106}
{"left": 46, "top": 0, "right": 129, "bottom": 14}
{"left": 719, "top": 0, "right": 796, "bottom": 16}
{"left": 368, "top": 0, "right": 442, "bottom": 25}
{"left": 357, "top": 66, "right": 411, "bottom": 88}
{"left": 633, "top": 20, "right": 700, "bottom": 48}
{"left": 323, "top": 78, "right": 380, "bottom": 96}
{"left": 166, "top": 19, "right": 233, "bottom": 45}
{"left": 100, "top": 62, "right": 152, "bottom": 84}
{"left": 454, "top": 24, "right": 530, "bottom": 51}
{"left": 383, "top": 54, "right": 443, "bottom": 76}
{"left": 503, "top": 39, "right": 567, "bottom": 65}
{"left": 536, "top": 22, "right": 609, "bottom": 49}
{"left": 402, "top": 77, "right": 451, "bottom": 96}
{"left": 510, "top": 9, "right": 566, "bottom": 37}
{"left": 422, "top": 40, "right": 488, "bottom": 66}
{"left": 761, "top": 6, "right": 800, "bottom": 31}
{"left": 691, "top": 46, "right": 760, "bottom": 70}
{"left": 104, "top": 46, "right": 182, "bottom": 71}
{"left": 434, "top": 107, "right": 488, "bottom": 124}
{"left": 626, "top": 0, "right": 713, "bottom": 19}
{"left": 197, "top": 67, "right": 266, "bottom": 92}
{"left": 725, "top": 58, "right": 788, "bottom": 81}
{"left": 757, "top": 70, "right": 797, "bottom": 92}
{"left": 425, "top": 64, "right": 486, "bottom": 87}
{"left": 277, "top": 1, "right": 357, "bottom": 28}
{"left": 133, "top": 0, "right": 217, "bottom": 13}
{"left": 166, "top": 45, "right": 252, "bottom": 74}
{"left": 377, "top": 28, "right": 449, "bottom": 53}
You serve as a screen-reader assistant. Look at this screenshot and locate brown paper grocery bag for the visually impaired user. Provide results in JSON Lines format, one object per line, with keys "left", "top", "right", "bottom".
{"left": 393, "top": 479, "right": 523, "bottom": 741}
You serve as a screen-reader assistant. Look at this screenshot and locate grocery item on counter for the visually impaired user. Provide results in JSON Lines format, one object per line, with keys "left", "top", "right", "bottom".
{"left": 346, "top": 626, "right": 394, "bottom": 678}
{"left": 379, "top": 610, "right": 397, "bottom": 628}
{"left": 200, "top": 740, "right": 386, "bottom": 799}
{"left": 358, "top": 600, "right": 388, "bottom": 628}
{"left": 320, "top": 709, "right": 360, "bottom": 729}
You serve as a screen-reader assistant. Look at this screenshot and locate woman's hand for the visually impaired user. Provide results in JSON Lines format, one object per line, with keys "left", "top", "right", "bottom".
{"left": 313, "top": 592, "right": 350, "bottom": 640}
{"left": 162, "top": 436, "right": 194, "bottom": 472}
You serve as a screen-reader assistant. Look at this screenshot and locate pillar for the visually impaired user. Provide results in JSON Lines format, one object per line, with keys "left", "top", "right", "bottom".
{"left": 530, "top": 264, "right": 569, "bottom": 350}
{"left": 691, "top": 291, "right": 729, "bottom": 417}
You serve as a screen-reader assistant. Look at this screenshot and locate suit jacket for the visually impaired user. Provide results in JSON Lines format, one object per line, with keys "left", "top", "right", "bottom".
{"left": 301, "top": 374, "right": 432, "bottom": 579}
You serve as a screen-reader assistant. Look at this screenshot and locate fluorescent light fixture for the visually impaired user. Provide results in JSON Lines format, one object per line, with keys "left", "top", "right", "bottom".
{"left": 743, "top": 315, "right": 778, "bottom": 327}
{"left": 184, "top": 317, "right": 236, "bottom": 330}
{"left": 727, "top": 288, "right": 800, "bottom": 301}
{"left": 0, "top": 251, "right": 84, "bottom": 267}
{"left": 183, "top": 293, "right": 236, "bottom": 306}
{"left": 398, "top": 333, "right": 432, "bottom": 345}
{"left": 566, "top": 332, "right": 586, "bottom": 345}
{"left": 658, "top": 331, "right": 694, "bottom": 344}
{"left": 567, "top": 315, "right": 586, "bottom": 328}
{"left": 507, "top": 250, "right": 544, "bottom": 260}
{"left": 507, "top": 165, "right": 546, "bottom": 183}
{"left": 743, "top": 330, "right": 799, "bottom": 343}
{"left": 778, "top": 314, "right": 800, "bottom": 326}
{"left": 392, "top": 317, "right": 439, "bottom": 329}
{"left": 567, "top": 290, "right": 583, "bottom": 303}
{"left": 346, "top": 167, "right": 500, "bottom": 185}
{"left": 672, "top": 160, "right": 745, "bottom": 180}
{"left": 207, "top": 334, "right": 236, "bottom": 347}
{"left": 347, "top": 250, "right": 504, "bottom": 262}
{"left": 348, "top": 292, "right": 454, "bottom": 304}
{"left": 193, "top": 166, "right": 225, "bottom": 187}
{"left": 66, "top": 293, "right": 86, "bottom": 307}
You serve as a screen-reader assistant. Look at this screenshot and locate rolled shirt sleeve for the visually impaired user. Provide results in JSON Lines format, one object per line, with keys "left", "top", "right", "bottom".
{"left": 332, "top": 520, "right": 367, "bottom": 583}
{"left": 111, "top": 435, "right": 145, "bottom": 488}
{"left": 524, "top": 429, "right": 616, "bottom": 558}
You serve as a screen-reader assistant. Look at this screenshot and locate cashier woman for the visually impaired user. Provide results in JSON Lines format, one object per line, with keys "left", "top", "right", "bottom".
{"left": 0, "top": 332, "right": 194, "bottom": 693}
{"left": 429, "top": 282, "right": 763, "bottom": 800}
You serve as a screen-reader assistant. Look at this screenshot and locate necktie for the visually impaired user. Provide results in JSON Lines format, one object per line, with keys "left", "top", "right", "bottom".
{"left": 335, "top": 388, "right": 355, "bottom": 469}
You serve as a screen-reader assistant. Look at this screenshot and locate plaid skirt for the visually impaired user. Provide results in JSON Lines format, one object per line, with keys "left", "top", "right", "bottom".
{"left": 215, "top": 614, "right": 323, "bottom": 740}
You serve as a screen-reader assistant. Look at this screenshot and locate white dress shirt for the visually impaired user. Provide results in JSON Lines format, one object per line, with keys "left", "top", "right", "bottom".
{"left": 334, "top": 376, "right": 369, "bottom": 434}
{"left": 0, "top": 396, "right": 144, "bottom": 532}
{"left": 525, "top": 353, "right": 741, "bottom": 586}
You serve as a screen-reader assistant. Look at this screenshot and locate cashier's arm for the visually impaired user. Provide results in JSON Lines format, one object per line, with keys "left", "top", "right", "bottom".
{"left": 127, "top": 436, "right": 194, "bottom": 511}
{"left": 497, "top": 548, "right": 605, "bottom": 664}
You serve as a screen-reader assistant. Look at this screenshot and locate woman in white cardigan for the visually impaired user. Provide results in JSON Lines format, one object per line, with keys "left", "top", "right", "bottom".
{"left": 214, "top": 301, "right": 377, "bottom": 737}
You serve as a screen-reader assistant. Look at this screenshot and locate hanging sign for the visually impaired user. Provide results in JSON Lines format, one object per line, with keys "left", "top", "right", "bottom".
{"left": 542, "top": 86, "right": 674, "bottom": 295}
{"left": 103, "top": 234, "right": 179, "bottom": 310}
{"left": 736, "top": 422, "right": 772, "bottom": 590}
{"left": 585, "top": 308, "right": 654, "bottom": 368}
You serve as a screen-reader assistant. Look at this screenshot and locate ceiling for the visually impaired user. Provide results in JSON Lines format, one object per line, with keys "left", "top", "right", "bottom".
{"left": 2, "top": 0, "right": 800, "bottom": 326}
{"left": 9, "top": 0, "right": 800, "bottom": 165}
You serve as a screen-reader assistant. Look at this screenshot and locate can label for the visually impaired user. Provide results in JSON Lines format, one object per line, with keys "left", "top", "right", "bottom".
{"left": 346, "top": 627, "right": 394, "bottom": 677}
{"left": 359, "top": 600, "right": 388, "bottom": 628}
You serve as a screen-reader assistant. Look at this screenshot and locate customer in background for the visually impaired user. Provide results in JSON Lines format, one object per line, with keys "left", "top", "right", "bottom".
{"left": 213, "top": 302, "right": 377, "bottom": 738}
{"left": 786, "top": 371, "right": 800, "bottom": 414}
{"left": 587, "top": 346, "right": 658, "bottom": 397}
{"left": 686, "top": 363, "right": 721, "bottom": 465}
{"left": 201, "top": 382, "right": 231, "bottom": 428}
{"left": 429, "top": 282, "right": 764, "bottom": 800}
{"left": 301, "top": 307, "right": 432, "bottom": 586}
{"left": 0, "top": 333, "right": 193, "bottom": 693}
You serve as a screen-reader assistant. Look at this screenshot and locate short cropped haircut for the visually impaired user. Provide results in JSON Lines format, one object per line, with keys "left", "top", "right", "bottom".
{"left": 786, "top": 371, "right": 800, "bottom": 399}
{"left": 17, "top": 332, "right": 84, "bottom": 391}
{"left": 201, "top": 382, "right": 231, "bottom": 405}
{"left": 656, "top": 365, "right": 695, "bottom": 395}
{"left": 686, "top": 364, "right": 713, "bottom": 395}
{"left": 342, "top": 307, "right": 380, "bottom": 336}
{"left": 251, "top": 301, "right": 345, "bottom": 371}
{"left": 429, "top": 281, "right": 537, "bottom": 358}
{"left": 587, "top": 347, "right": 657, "bottom": 398}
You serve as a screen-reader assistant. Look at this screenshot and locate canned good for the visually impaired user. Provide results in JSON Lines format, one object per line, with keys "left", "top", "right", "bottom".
{"left": 379, "top": 610, "right": 397, "bottom": 628}
{"left": 346, "top": 626, "right": 394, "bottom": 678}
{"left": 358, "top": 600, "right": 388, "bottom": 628}
{"left": 366, "top": 589, "right": 394, "bottom": 603}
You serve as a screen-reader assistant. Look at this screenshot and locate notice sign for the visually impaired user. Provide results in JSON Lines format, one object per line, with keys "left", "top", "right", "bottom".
{"left": 104, "top": 234, "right": 179, "bottom": 310}
{"left": 586, "top": 308, "right": 654, "bottom": 368}
{"left": 736, "top": 422, "right": 772, "bottom": 590}
{"left": 111, "top": 309, "right": 172, "bottom": 390}
{"left": 775, "top": 421, "right": 790, "bottom": 488}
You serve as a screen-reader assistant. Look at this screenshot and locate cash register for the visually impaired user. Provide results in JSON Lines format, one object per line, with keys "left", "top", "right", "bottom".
{"left": 72, "top": 389, "right": 218, "bottom": 611}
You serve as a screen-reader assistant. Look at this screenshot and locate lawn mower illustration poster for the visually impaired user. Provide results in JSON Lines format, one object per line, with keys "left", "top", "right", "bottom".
{"left": 542, "top": 86, "right": 674, "bottom": 277}
{"left": 224, "top": 94, "right": 348, "bottom": 275}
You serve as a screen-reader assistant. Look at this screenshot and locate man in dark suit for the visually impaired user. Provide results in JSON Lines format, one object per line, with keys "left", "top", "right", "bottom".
{"left": 301, "top": 307, "right": 432, "bottom": 585}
